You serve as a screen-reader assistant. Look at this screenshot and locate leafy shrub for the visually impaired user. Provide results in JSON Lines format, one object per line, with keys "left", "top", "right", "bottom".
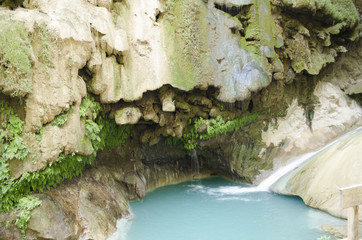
{"left": 0, "top": 95, "right": 132, "bottom": 240}
{"left": 0, "top": 95, "right": 131, "bottom": 214}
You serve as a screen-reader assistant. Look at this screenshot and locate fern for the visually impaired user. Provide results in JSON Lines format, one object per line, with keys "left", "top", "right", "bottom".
{"left": 96, "top": 115, "right": 131, "bottom": 151}
{"left": 79, "top": 95, "right": 100, "bottom": 120}
{"left": 15, "top": 195, "right": 41, "bottom": 236}
{"left": 51, "top": 106, "right": 73, "bottom": 127}
{"left": 1, "top": 136, "right": 28, "bottom": 161}
{"left": 0, "top": 101, "right": 29, "bottom": 178}
{"left": 182, "top": 113, "right": 258, "bottom": 150}
{"left": 0, "top": 96, "right": 131, "bottom": 214}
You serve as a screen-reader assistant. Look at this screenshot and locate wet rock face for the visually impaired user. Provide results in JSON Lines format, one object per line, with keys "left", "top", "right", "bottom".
{"left": 1, "top": 165, "right": 134, "bottom": 240}
{"left": 0, "top": 0, "right": 361, "bottom": 239}
{"left": 0, "top": 0, "right": 358, "bottom": 179}
{"left": 3, "top": 143, "right": 196, "bottom": 240}
{"left": 319, "top": 39, "right": 362, "bottom": 97}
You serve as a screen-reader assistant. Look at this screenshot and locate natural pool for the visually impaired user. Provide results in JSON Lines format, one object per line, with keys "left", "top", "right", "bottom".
{"left": 109, "top": 177, "right": 344, "bottom": 240}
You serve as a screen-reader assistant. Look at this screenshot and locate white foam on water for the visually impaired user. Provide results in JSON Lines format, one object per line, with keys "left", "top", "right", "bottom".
{"left": 107, "top": 214, "right": 135, "bottom": 240}
{"left": 216, "top": 196, "right": 264, "bottom": 202}
{"left": 187, "top": 127, "right": 362, "bottom": 196}
{"left": 257, "top": 126, "right": 362, "bottom": 191}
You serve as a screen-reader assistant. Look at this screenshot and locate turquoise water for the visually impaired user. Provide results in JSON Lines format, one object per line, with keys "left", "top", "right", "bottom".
{"left": 110, "top": 177, "right": 344, "bottom": 240}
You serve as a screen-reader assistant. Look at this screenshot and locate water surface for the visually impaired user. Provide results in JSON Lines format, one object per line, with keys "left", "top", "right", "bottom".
{"left": 110, "top": 177, "right": 344, "bottom": 240}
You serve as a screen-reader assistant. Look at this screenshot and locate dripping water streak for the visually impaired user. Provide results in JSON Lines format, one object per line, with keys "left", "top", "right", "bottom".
{"left": 191, "top": 149, "right": 200, "bottom": 177}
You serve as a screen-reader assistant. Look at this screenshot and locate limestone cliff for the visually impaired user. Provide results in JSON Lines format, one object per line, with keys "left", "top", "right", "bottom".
{"left": 0, "top": 0, "right": 361, "bottom": 239}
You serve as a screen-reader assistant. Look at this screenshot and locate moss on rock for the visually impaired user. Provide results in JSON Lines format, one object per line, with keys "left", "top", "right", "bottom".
{"left": 163, "top": 0, "right": 211, "bottom": 90}
{"left": 0, "top": 19, "right": 33, "bottom": 98}
{"left": 277, "top": 0, "right": 359, "bottom": 38}
{"left": 0, "top": 0, "right": 23, "bottom": 9}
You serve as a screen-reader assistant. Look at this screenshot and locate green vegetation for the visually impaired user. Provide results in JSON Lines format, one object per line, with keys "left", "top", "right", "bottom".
{"left": 35, "top": 127, "right": 45, "bottom": 143}
{"left": 0, "top": 96, "right": 101, "bottom": 213}
{"left": 180, "top": 114, "right": 258, "bottom": 150}
{"left": 0, "top": 95, "right": 130, "bottom": 222}
{"left": 80, "top": 96, "right": 101, "bottom": 119}
{"left": 318, "top": 0, "right": 358, "bottom": 31}
{"left": 15, "top": 196, "right": 41, "bottom": 236}
{"left": 51, "top": 106, "right": 73, "bottom": 127}
{"left": 0, "top": 150, "right": 97, "bottom": 213}
{"left": 163, "top": 0, "right": 210, "bottom": 89}
{"left": 164, "top": 136, "right": 184, "bottom": 148}
{"left": 37, "top": 24, "right": 52, "bottom": 71}
{"left": 96, "top": 115, "right": 131, "bottom": 151}
{"left": 0, "top": 101, "right": 29, "bottom": 184}
{"left": 280, "top": 0, "right": 359, "bottom": 38}
{"left": 0, "top": 19, "right": 32, "bottom": 98}
{"left": 0, "top": 0, "right": 23, "bottom": 9}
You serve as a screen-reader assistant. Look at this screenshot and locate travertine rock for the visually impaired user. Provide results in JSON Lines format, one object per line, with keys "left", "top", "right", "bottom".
{"left": 262, "top": 82, "right": 362, "bottom": 155}
{"left": 115, "top": 107, "right": 142, "bottom": 125}
{"left": 273, "top": 129, "right": 362, "bottom": 220}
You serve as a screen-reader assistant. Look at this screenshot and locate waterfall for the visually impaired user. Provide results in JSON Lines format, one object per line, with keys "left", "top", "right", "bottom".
{"left": 256, "top": 152, "right": 316, "bottom": 191}
{"left": 209, "top": 127, "right": 362, "bottom": 195}
{"left": 257, "top": 126, "right": 362, "bottom": 192}
{"left": 191, "top": 149, "right": 200, "bottom": 177}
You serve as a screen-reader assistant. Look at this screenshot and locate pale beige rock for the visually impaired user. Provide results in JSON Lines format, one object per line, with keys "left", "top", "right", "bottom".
{"left": 115, "top": 107, "right": 142, "bottom": 125}
{"left": 142, "top": 105, "right": 160, "bottom": 123}
{"left": 27, "top": 195, "right": 73, "bottom": 240}
{"left": 273, "top": 128, "right": 362, "bottom": 220}
{"left": 91, "top": 55, "right": 123, "bottom": 103}
{"left": 36, "top": 104, "right": 93, "bottom": 167}
{"left": 258, "top": 81, "right": 362, "bottom": 187}
{"left": 114, "top": 0, "right": 171, "bottom": 101}
{"left": 0, "top": 0, "right": 130, "bottom": 180}
{"left": 206, "top": 1, "right": 274, "bottom": 102}
{"left": 262, "top": 82, "right": 362, "bottom": 156}
{"left": 162, "top": 100, "right": 176, "bottom": 112}
{"left": 24, "top": 39, "right": 92, "bottom": 132}
{"left": 97, "top": 0, "right": 112, "bottom": 10}
{"left": 209, "top": 108, "right": 220, "bottom": 118}
{"left": 320, "top": 39, "right": 362, "bottom": 95}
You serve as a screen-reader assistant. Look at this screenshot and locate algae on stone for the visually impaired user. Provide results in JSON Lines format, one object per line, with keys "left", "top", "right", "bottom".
{"left": 277, "top": 0, "right": 359, "bottom": 38}
{"left": 0, "top": 19, "right": 33, "bottom": 98}
{"left": 163, "top": 0, "right": 212, "bottom": 90}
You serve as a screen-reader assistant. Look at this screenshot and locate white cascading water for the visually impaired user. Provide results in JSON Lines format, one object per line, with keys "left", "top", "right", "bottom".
{"left": 207, "top": 126, "right": 362, "bottom": 195}
{"left": 256, "top": 152, "right": 316, "bottom": 191}
{"left": 108, "top": 128, "right": 362, "bottom": 240}
{"left": 191, "top": 149, "right": 200, "bottom": 177}
{"left": 258, "top": 126, "right": 362, "bottom": 191}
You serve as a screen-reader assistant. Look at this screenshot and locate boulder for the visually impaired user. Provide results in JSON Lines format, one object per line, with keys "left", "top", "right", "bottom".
{"left": 115, "top": 107, "right": 142, "bottom": 125}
